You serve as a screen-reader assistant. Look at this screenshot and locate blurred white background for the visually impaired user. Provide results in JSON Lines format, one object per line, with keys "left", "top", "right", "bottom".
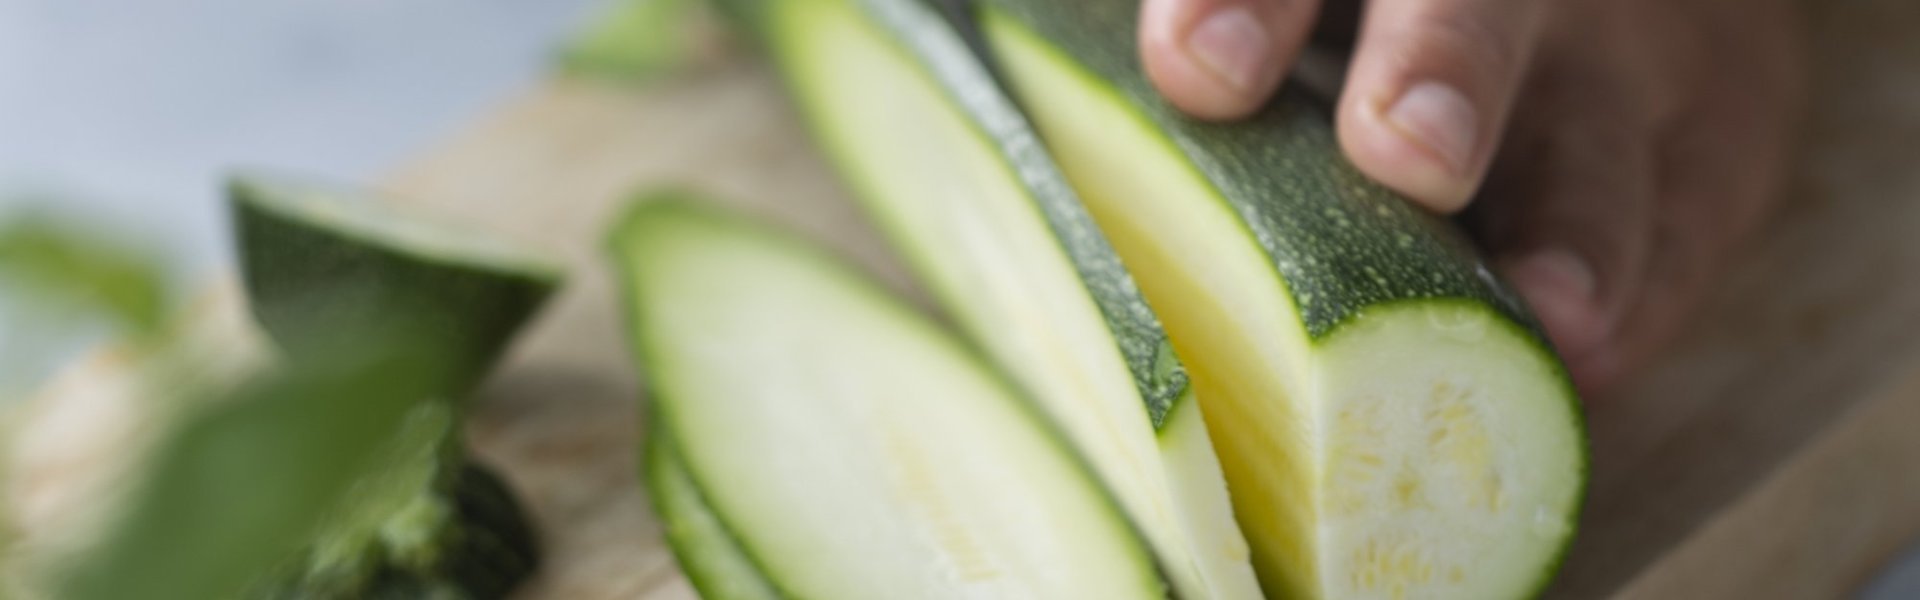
{"left": 0, "top": 0, "right": 604, "bottom": 393}
{"left": 0, "top": 0, "right": 602, "bottom": 276}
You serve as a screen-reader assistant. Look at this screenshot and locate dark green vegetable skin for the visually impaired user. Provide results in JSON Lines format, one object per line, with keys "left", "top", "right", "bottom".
{"left": 975, "top": 0, "right": 1587, "bottom": 595}
{"left": 231, "top": 176, "right": 560, "bottom": 396}
{"left": 229, "top": 174, "right": 551, "bottom": 600}
{"left": 976, "top": 0, "right": 1539, "bottom": 338}
{"left": 382, "top": 463, "right": 541, "bottom": 600}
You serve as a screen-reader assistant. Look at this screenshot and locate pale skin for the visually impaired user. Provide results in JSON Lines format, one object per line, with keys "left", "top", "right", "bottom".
{"left": 1139, "top": 0, "right": 1806, "bottom": 393}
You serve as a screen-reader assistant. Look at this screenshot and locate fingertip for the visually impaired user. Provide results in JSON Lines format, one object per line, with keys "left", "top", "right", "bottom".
{"left": 1338, "top": 84, "right": 1480, "bottom": 212}
{"left": 1334, "top": 0, "right": 1552, "bottom": 213}
{"left": 1139, "top": 0, "right": 1303, "bottom": 121}
{"left": 1501, "top": 247, "right": 1612, "bottom": 364}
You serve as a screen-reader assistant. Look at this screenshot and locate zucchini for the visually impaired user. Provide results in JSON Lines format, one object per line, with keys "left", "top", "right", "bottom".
{"left": 228, "top": 173, "right": 550, "bottom": 599}
{"left": 230, "top": 171, "right": 563, "bottom": 393}
{"left": 724, "top": 0, "right": 1260, "bottom": 596}
{"left": 610, "top": 197, "right": 1161, "bottom": 599}
{"left": 976, "top": 2, "right": 1588, "bottom": 598}
{"left": 644, "top": 425, "right": 782, "bottom": 600}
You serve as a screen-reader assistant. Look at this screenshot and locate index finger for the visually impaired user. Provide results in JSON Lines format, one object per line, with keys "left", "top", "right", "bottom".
{"left": 1139, "top": 0, "right": 1323, "bottom": 120}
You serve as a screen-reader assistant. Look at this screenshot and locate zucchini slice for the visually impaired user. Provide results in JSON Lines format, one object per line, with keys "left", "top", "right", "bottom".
{"left": 644, "top": 425, "right": 782, "bottom": 600}
{"left": 725, "top": 0, "right": 1261, "bottom": 595}
{"left": 977, "top": 2, "right": 1588, "bottom": 598}
{"left": 228, "top": 173, "right": 551, "bottom": 599}
{"left": 230, "top": 171, "right": 563, "bottom": 392}
{"left": 610, "top": 198, "right": 1161, "bottom": 599}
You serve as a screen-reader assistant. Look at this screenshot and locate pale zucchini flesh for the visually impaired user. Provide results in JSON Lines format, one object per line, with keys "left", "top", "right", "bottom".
{"left": 753, "top": 0, "right": 1261, "bottom": 597}
{"left": 644, "top": 427, "right": 782, "bottom": 600}
{"left": 612, "top": 200, "right": 1161, "bottom": 600}
{"left": 977, "top": 3, "right": 1587, "bottom": 598}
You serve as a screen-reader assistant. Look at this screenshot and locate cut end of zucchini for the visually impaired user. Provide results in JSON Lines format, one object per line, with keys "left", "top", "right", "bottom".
{"left": 1315, "top": 302, "right": 1582, "bottom": 599}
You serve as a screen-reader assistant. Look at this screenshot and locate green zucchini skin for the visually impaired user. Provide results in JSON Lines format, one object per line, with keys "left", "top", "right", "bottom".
{"left": 975, "top": 0, "right": 1542, "bottom": 341}
{"left": 229, "top": 173, "right": 562, "bottom": 394}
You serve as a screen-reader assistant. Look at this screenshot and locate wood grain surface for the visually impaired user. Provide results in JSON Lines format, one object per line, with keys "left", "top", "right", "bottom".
{"left": 9, "top": 1, "right": 1920, "bottom": 598}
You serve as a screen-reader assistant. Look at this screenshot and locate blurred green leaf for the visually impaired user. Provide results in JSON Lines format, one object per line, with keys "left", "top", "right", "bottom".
{"left": 0, "top": 215, "right": 171, "bottom": 342}
{"left": 56, "top": 333, "right": 453, "bottom": 600}
{"left": 558, "top": 0, "right": 704, "bottom": 83}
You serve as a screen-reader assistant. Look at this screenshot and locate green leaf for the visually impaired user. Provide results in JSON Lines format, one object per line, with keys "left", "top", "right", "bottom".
{"left": 56, "top": 334, "right": 454, "bottom": 600}
{"left": 0, "top": 215, "right": 171, "bottom": 341}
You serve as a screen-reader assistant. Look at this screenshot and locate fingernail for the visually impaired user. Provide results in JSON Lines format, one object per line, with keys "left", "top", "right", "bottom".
{"left": 1384, "top": 81, "right": 1479, "bottom": 174}
{"left": 1185, "top": 5, "right": 1269, "bottom": 92}
{"left": 1505, "top": 247, "right": 1604, "bottom": 356}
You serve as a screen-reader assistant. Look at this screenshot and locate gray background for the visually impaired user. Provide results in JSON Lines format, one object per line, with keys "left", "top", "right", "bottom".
{"left": 0, "top": 0, "right": 599, "bottom": 391}
{"left": 0, "top": 0, "right": 600, "bottom": 275}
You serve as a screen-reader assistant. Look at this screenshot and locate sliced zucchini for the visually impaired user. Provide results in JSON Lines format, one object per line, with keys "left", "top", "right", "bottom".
{"left": 725, "top": 0, "right": 1260, "bottom": 595}
{"left": 230, "top": 171, "right": 563, "bottom": 392}
{"left": 610, "top": 198, "right": 1161, "bottom": 599}
{"left": 977, "top": 2, "right": 1588, "bottom": 598}
{"left": 644, "top": 425, "right": 782, "bottom": 600}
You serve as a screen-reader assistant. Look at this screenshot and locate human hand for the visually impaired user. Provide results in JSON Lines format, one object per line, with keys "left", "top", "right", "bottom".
{"left": 1138, "top": 0, "right": 1805, "bottom": 392}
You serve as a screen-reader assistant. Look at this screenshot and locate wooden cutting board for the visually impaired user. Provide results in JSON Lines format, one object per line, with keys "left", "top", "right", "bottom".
{"left": 11, "top": 1, "right": 1920, "bottom": 597}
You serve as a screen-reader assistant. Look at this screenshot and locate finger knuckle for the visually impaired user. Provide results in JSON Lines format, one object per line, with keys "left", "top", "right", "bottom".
{"left": 1415, "top": 6, "right": 1534, "bottom": 84}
